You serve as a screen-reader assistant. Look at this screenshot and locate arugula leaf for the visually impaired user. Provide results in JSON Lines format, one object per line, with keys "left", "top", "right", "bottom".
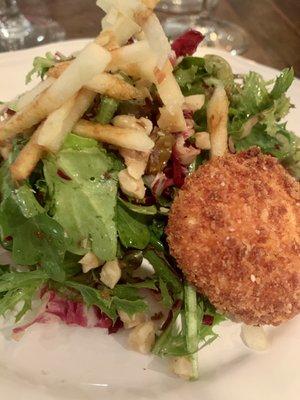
{"left": 0, "top": 270, "right": 47, "bottom": 292}
{"left": 112, "top": 297, "right": 148, "bottom": 316}
{"left": 143, "top": 250, "right": 182, "bottom": 294}
{"left": 159, "top": 278, "right": 173, "bottom": 308}
{"left": 271, "top": 67, "right": 294, "bottom": 100}
{"left": 0, "top": 288, "right": 35, "bottom": 322}
{"left": 62, "top": 253, "right": 82, "bottom": 278}
{"left": 44, "top": 136, "right": 118, "bottom": 261}
{"left": 149, "top": 218, "right": 166, "bottom": 253}
{"left": 65, "top": 280, "right": 117, "bottom": 320}
{"left": 0, "top": 270, "right": 47, "bottom": 321}
{"left": 12, "top": 214, "right": 66, "bottom": 282}
{"left": 116, "top": 201, "right": 150, "bottom": 250}
{"left": 112, "top": 284, "right": 142, "bottom": 301}
{"left": 0, "top": 185, "right": 43, "bottom": 238}
{"left": 118, "top": 198, "right": 157, "bottom": 215}
{"left": 113, "top": 280, "right": 157, "bottom": 296}
{"left": 111, "top": 281, "right": 155, "bottom": 315}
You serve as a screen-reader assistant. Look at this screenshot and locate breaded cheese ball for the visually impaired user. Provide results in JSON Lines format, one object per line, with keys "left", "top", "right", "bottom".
{"left": 167, "top": 148, "right": 300, "bottom": 326}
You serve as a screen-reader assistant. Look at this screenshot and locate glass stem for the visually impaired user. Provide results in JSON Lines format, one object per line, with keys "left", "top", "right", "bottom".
{"left": 201, "top": 0, "right": 211, "bottom": 18}
{"left": 0, "top": 0, "right": 32, "bottom": 50}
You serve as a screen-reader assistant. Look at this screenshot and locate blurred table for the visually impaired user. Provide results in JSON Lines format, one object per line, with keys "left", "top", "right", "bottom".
{"left": 19, "top": 0, "right": 300, "bottom": 76}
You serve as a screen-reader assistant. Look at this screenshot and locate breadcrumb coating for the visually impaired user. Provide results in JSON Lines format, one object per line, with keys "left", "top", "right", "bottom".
{"left": 167, "top": 148, "right": 300, "bottom": 325}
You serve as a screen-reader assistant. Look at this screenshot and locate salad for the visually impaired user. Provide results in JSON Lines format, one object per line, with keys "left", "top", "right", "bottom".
{"left": 0, "top": 0, "right": 299, "bottom": 381}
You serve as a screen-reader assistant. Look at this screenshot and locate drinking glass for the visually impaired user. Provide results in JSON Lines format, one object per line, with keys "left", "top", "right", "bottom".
{"left": 0, "top": 0, "right": 65, "bottom": 52}
{"left": 156, "top": 0, "right": 248, "bottom": 55}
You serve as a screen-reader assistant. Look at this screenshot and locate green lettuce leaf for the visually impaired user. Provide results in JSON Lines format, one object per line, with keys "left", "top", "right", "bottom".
{"left": 44, "top": 134, "right": 118, "bottom": 261}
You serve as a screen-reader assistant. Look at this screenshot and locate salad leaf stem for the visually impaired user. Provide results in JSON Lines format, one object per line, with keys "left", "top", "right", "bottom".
{"left": 183, "top": 282, "right": 199, "bottom": 380}
{"left": 95, "top": 96, "right": 119, "bottom": 124}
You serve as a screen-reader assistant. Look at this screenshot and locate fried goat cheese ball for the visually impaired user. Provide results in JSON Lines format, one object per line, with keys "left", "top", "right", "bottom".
{"left": 167, "top": 148, "right": 300, "bottom": 326}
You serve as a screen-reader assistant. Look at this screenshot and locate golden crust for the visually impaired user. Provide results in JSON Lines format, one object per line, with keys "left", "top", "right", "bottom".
{"left": 167, "top": 148, "right": 300, "bottom": 325}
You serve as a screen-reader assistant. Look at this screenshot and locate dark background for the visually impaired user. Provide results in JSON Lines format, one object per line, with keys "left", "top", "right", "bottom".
{"left": 19, "top": 0, "right": 300, "bottom": 76}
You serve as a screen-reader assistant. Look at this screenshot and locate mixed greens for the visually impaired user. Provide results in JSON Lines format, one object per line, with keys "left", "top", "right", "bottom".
{"left": 0, "top": 24, "right": 298, "bottom": 381}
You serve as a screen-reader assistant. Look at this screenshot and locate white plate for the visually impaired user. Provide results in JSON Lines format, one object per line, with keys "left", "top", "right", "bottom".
{"left": 0, "top": 40, "right": 299, "bottom": 400}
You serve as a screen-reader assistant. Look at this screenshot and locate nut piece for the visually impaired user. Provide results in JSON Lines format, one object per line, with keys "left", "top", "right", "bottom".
{"left": 100, "top": 259, "right": 121, "bottom": 289}
{"left": 118, "top": 311, "right": 146, "bottom": 329}
{"left": 170, "top": 356, "right": 195, "bottom": 380}
{"left": 120, "top": 148, "right": 150, "bottom": 180}
{"left": 118, "top": 169, "right": 146, "bottom": 199}
{"left": 195, "top": 131, "right": 211, "bottom": 150}
{"left": 184, "top": 94, "right": 205, "bottom": 112}
{"left": 80, "top": 252, "right": 101, "bottom": 274}
{"left": 128, "top": 321, "right": 156, "bottom": 354}
{"left": 113, "top": 115, "right": 153, "bottom": 136}
{"left": 241, "top": 324, "right": 269, "bottom": 351}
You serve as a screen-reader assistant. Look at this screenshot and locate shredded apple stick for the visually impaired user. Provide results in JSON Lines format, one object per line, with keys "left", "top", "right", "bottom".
{"left": 11, "top": 90, "right": 96, "bottom": 180}
{"left": 74, "top": 119, "right": 154, "bottom": 152}
{"left": 16, "top": 77, "right": 56, "bottom": 111}
{"left": 48, "top": 66, "right": 146, "bottom": 100}
{"left": 207, "top": 86, "right": 229, "bottom": 159}
{"left": 10, "top": 127, "right": 44, "bottom": 181}
{"left": 37, "top": 89, "right": 96, "bottom": 153}
{"left": 0, "top": 42, "right": 111, "bottom": 143}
